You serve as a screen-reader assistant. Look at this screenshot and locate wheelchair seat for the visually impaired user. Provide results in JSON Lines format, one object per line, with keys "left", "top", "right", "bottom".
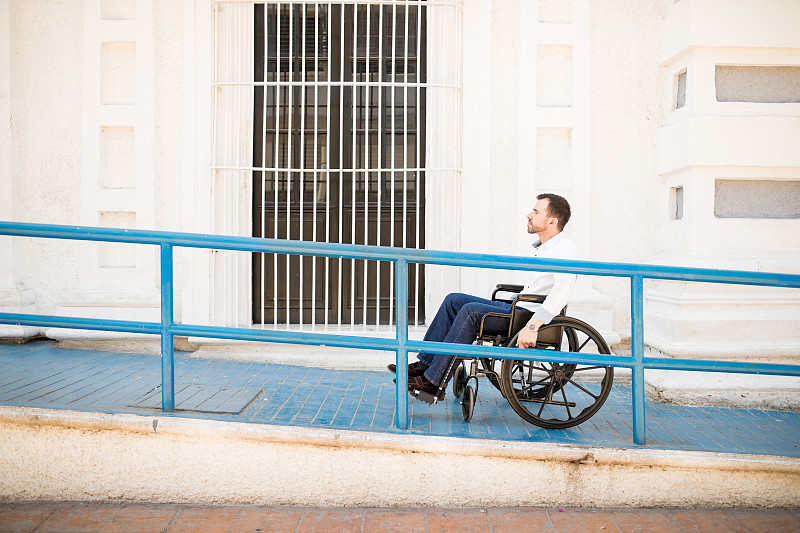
{"left": 450, "top": 284, "right": 614, "bottom": 429}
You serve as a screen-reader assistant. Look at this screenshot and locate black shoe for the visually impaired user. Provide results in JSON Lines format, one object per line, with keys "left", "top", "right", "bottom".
{"left": 408, "top": 375, "right": 445, "bottom": 404}
{"left": 387, "top": 361, "right": 427, "bottom": 378}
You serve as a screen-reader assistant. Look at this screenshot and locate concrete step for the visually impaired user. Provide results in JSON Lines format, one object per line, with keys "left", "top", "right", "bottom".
{"left": 1, "top": 406, "right": 798, "bottom": 508}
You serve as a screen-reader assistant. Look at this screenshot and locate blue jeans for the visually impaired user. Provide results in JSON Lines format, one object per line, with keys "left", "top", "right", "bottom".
{"left": 417, "top": 293, "right": 513, "bottom": 386}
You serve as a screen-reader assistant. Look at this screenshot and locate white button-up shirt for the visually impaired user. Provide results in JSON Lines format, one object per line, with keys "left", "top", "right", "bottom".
{"left": 518, "top": 231, "right": 581, "bottom": 323}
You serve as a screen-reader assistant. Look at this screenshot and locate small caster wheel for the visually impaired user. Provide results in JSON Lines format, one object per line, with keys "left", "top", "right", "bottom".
{"left": 461, "top": 384, "right": 476, "bottom": 422}
{"left": 453, "top": 365, "right": 466, "bottom": 398}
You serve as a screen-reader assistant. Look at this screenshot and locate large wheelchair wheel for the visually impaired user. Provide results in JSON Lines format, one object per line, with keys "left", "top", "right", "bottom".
{"left": 500, "top": 316, "right": 614, "bottom": 429}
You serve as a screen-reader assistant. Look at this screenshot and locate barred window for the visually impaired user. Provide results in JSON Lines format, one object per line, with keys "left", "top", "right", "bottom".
{"left": 212, "top": 1, "right": 462, "bottom": 327}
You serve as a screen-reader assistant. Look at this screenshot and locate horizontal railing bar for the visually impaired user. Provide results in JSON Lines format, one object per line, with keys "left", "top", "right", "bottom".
{"left": 405, "top": 340, "right": 634, "bottom": 367}
{"left": 642, "top": 356, "right": 800, "bottom": 377}
{"left": 0, "top": 309, "right": 633, "bottom": 367}
{"left": 5, "top": 308, "right": 796, "bottom": 379}
{"left": 2, "top": 222, "right": 800, "bottom": 288}
{"left": 406, "top": 340, "right": 800, "bottom": 377}
{"left": 4, "top": 309, "right": 797, "bottom": 379}
{"left": 0, "top": 313, "right": 162, "bottom": 335}
{"left": 408, "top": 341, "right": 800, "bottom": 376}
{"left": 172, "top": 324, "right": 399, "bottom": 351}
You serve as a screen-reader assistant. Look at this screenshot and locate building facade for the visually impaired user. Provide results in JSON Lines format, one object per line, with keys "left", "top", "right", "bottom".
{"left": 1, "top": 1, "right": 799, "bottom": 398}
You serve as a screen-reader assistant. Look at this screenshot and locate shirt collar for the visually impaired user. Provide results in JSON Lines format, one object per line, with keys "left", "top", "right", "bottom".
{"left": 532, "top": 231, "right": 565, "bottom": 250}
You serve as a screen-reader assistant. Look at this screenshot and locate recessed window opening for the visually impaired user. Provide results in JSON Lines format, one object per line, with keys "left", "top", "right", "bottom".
{"left": 670, "top": 186, "right": 684, "bottom": 220}
{"left": 715, "top": 65, "right": 800, "bottom": 103}
{"left": 714, "top": 180, "right": 800, "bottom": 219}
{"left": 673, "top": 69, "right": 686, "bottom": 110}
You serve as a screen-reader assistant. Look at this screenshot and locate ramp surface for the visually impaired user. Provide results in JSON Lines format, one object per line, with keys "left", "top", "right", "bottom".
{"left": 0, "top": 340, "right": 798, "bottom": 457}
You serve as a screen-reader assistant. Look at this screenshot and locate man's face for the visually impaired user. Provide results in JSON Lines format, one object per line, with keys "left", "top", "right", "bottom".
{"left": 526, "top": 199, "right": 552, "bottom": 234}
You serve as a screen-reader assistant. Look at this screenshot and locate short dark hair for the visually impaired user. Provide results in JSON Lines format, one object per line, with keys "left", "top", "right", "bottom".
{"left": 537, "top": 193, "right": 571, "bottom": 231}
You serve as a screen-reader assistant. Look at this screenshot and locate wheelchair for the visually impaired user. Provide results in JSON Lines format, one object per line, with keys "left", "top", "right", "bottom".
{"left": 431, "top": 284, "right": 614, "bottom": 429}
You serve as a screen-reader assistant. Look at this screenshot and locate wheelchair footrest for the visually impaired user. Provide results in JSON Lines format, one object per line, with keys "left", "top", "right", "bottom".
{"left": 410, "top": 389, "right": 444, "bottom": 405}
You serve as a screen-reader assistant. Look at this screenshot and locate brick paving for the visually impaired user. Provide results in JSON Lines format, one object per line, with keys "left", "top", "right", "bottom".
{"left": 1, "top": 503, "right": 799, "bottom": 533}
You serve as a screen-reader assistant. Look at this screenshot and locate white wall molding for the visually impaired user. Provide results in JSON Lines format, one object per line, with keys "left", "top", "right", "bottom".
{"left": 54, "top": 0, "right": 160, "bottom": 341}
{"left": 513, "top": 0, "right": 616, "bottom": 344}
{"left": 182, "top": 0, "right": 213, "bottom": 327}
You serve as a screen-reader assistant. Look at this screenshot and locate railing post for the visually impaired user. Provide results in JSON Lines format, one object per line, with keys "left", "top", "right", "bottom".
{"left": 394, "top": 259, "right": 409, "bottom": 429}
{"left": 160, "top": 243, "right": 175, "bottom": 412}
{"left": 631, "top": 274, "right": 646, "bottom": 444}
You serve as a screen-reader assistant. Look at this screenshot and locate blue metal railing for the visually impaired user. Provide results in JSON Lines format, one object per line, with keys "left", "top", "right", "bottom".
{"left": 2, "top": 221, "right": 799, "bottom": 444}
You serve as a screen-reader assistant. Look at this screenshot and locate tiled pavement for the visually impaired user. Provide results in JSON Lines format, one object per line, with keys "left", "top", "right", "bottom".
{"left": 2, "top": 342, "right": 800, "bottom": 532}
{"left": 1, "top": 341, "right": 798, "bottom": 457}
{"left": 1, "top": 502, "right": 799, "bottom": 533}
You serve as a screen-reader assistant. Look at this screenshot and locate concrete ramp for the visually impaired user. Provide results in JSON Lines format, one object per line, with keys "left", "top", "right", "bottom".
{"left": 1, "top": 407, "right": 798, "bottom": 508}
{"left": 1, "top": 343, "right": 799, "bottom": 507}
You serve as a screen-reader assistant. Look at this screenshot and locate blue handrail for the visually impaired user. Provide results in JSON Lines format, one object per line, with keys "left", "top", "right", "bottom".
{"left": 1, "top": 221, "right": 799, "bottom": 444}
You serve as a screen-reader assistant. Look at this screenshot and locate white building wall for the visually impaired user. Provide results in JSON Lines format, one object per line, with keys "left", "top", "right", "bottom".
{"left": 648, "top": 0, "right": 800, "bottom": 362}
{"left": 54, "top": 0, "right": 160, "bottom": 339}
{"left": 0, "top": 0, "right": 37, "bottom": 338}
{"left": 458, "top": 0, "right": 674, "bottom": 340}
{"left": 181, "top": 0, "right": 213, "bottom": 329}
{"left": 0, "top": 1, "right": 798, "bottom": 394}
{"left": 2, "top": 0, "right": 85, "bottom": 335}
{"left": 588, "top": 0, "right": 672, "bottom": 336}
{"left": 2, "top": 0, "right": 190, "bottom": 343}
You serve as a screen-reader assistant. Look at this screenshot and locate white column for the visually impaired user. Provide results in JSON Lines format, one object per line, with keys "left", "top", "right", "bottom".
{"left": 208, "top": 0, "right": 253, "bottom": 328}
{"left": 457, "top": 0, "right": 491, "bottom": 301}
{"left": 515, "top": 0, "right": 618, "bottom": 344}
{"left": 425, "top": 0, "right": 465, "bottom": 320}
{"left": 182, "top": 0, "right": 212, "bottom": 327}
{"left": 49, "top": 0, "right": 160, "bottom": 342}
{"left": 0, "top": 0, "right": 37, "bottom": 339}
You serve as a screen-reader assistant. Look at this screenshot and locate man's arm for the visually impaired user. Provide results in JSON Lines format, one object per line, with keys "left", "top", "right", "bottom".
{"left": 517, "top": 272, "right": 576, "bottom": 348}
{"left": 531, "top": 270, "right": 576, "bottom": 324}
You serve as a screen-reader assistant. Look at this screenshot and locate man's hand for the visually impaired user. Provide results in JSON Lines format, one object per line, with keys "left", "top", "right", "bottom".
{"left": 516, "top": 327, "right": 538, "bottom": 349}
{"left": 517, "top": 320, "right": 544, "bottom": 349}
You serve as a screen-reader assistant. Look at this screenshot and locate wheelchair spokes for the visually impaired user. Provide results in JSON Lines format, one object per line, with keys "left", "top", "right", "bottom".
{"left": 500, "top": 316, "right": 614, "bottom": 429}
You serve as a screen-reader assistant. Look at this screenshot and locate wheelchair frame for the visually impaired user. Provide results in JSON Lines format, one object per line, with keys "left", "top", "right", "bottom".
{"left": 411, "top": 285, "right": 615, "bottom": 429}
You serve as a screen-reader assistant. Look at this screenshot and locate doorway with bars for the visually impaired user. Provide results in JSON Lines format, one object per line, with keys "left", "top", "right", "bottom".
{"left": 209, "top": 0, "right": 461, "bottom": 329}
{"left": 252, "top": 1, "right": 427, "bottom": 326}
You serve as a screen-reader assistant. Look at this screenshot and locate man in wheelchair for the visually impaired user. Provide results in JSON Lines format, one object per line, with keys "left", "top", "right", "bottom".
{"left": 388, "top": 193, "right": 580, "bottom": 403}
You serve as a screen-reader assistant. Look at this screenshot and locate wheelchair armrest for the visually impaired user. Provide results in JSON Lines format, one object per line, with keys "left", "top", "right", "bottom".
{"left": 491, "top": 284, "right": 525, "bottom": 302}
{"left": 514, "top": 293, "right": 546, "bottom": 304}
{"left": 512, "top": 293, "right": 567, "bottom": 316}
{"left": 495, "top": 283, "right": 524, "bottom": 293}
